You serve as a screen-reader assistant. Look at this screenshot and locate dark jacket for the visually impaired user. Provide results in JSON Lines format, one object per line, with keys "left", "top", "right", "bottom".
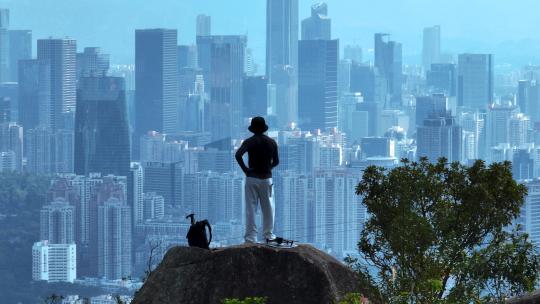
{"left": 235, "top": 134, "right": 279, "bottom": 179}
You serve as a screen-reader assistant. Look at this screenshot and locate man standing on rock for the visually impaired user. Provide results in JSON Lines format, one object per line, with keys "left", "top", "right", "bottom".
{"left": 235, "top": 116, "right": 279, "bottom": 243}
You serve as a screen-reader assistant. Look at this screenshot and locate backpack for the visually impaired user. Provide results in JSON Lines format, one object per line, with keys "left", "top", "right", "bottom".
{"left": 185, "top": 213, "right": 212, "bottom": 249}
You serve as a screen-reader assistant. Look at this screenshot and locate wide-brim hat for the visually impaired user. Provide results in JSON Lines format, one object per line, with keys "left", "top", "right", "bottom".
{"left": 248, "top": 116, "right": 269, "bottom": 134}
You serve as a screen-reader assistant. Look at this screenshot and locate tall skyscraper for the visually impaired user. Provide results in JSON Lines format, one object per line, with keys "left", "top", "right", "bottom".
{"left": 177, "top": 45, "right": 198, "bottom": 69}
{"left": 298, "top": 39, "right": 339, "bottom": 131}
{"left": 97, "top": 198, "right": 132, "bottom": 280}
{"left": 76, "top": 47, "right": 110, "bottom": 79}
{"left": 374, "top": 33, "right": 402, "bottom": 107}
{"left": 135, "top": 29, "right": 178, "bottom": 147}
{"left": 426, "top": 63, "right": 456, "bottom": 96}
{"left": 0, "top": 9, "right": 8, "bottom": 83}
{"left": 415, "top": 94, "right": 447, "bottom": 128}
{"left": 422, "top": 26, "right": 441, "bottom": 71}
{"left": 349, "top": 63, "right": 387, "bottom": 105}
{"left": 266, "top": 0, "right": 299, "bottom": 128}
{"left": 243, "top": 75, "right": 268, "bottom": 118}
{"left": 37, "top": 38, "right": 77, "bottom": 130}
{"left": 417, "top": 113, "right": 462, "bottom": 163}
{"left": 75, "top": 76, "right": 130, "bottom": 177}
{"left": 40, "top": 198, "right": 75, "bottom": 244}
{"left": 8, "top": 29, "right": 32, "bottom": 81}
{"left": 196, "top": 14, "right": 211, "bottom": 36}
{"left": 301, "top": 2, "right": 331, "bottom": 40}
{"left": 197, "top": 35, "right": 246, "bottom": 140}
{"left": 18, "top": 59, "right": 51, "bottom": 130}
{"left": 457, "top": 54, "right": 494, "bottom": 109}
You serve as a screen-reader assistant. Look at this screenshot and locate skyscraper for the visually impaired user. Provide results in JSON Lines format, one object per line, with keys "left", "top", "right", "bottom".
{"left": 135, "top": 29, "right": 178, "bottom": 147}
{"left": 426, "top": 63, "right": 456, "bottom": 96}
{"left": 243, "top": 75, "right": 268, "bottom": 118}
{"left": 417, "top": 113, "right": 462, "bottom": 163}
{"left": 75, "top": 76, "right": 130, "bottom": 177}
{"left": 298, "top": 39, "right": 339, "bottom": 131}
{"left": 422, "top": 26, "right": 441, "bottom": 71}
{"left": 266, "top": 0, "right": 299, "bottom": 128}
{"left": 8, "top": 29, "right": 32, "bottom": 81}
{"left": 457, "top": 54, "right": 494, "bottom": 109}
{"left": 197, "top": 35, "right": 246, "bottom": 140}
{"left": 415, "top": 94, "right": 447, "bottom": 128}
{"left": 196, "top": 14, "right": 211, "bottom": 36}
{"left": 374, "top": 33, "right": 402, "bottom": 107}
{"left": 37, "top": 38, "right": 77, "bottom": 130}
{"left": 301, "top": 2, "right": 331, "bottom": 40}
{"left": 18, "top": 59, "right": 51, "bottom": 130}
{"left": 0, "top": 9, "right": 8, "bottom": 83}
{"left": 76, "top": 47, "right": 110, "bottom": 79}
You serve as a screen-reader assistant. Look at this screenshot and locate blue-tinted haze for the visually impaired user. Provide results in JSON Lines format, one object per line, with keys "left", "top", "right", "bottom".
{"left": 4, "top": 0, "right": 540, "bottom": 65}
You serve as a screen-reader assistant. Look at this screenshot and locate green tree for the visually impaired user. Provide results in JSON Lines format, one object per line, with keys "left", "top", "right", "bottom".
{"left": 351, "top": 158, "right": 539, "bottom": 304}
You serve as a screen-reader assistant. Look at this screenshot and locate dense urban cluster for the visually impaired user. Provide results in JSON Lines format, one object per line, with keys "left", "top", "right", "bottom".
{"left": 1, "top": 1, "right": 540, "bottom": 302}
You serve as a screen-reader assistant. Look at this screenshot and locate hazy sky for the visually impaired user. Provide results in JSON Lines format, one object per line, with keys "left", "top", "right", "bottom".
{"left": 3, "top": 0, "right": 540, "bottom": 66}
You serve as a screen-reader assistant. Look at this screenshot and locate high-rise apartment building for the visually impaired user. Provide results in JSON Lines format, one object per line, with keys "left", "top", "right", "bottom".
{"left": 40, "top": 198, "right": 75, "bottom": 244}
{"left": 422, "top": 26, "right": 441, "bottom": 71}
{"left": 266, "top": 0, "right": 299, "bottom": 128}
{"left": 37, "top": 38, "right": 77, "bottom": 130}
{"left": 457, "top": 54, "right": 494, "bottom": 109}
{"left": 129, "top": 162, "right": 144, "bottom": 225}
{"left": 97, "top": 198, "right": 132, "bottom": 280}
{"left": 135, "top": 29, "right": 178, "bottom": 147}
{"left": 75, "top": 76, "right": 130, "bottom": 177}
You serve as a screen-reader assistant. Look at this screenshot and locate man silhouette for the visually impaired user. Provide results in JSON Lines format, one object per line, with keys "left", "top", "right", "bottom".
{"left": 235, "top": 116, "right": 279, "bottom": 243}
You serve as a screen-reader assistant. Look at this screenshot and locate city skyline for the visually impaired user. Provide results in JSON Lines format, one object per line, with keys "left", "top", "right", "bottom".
{"left": 4, "top": 0, "right": 540, "bottom": 65}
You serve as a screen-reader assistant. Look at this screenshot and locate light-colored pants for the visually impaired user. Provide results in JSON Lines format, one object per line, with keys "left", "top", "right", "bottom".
{"left": 245, "top": 177, "right": 276, "bottom": 243}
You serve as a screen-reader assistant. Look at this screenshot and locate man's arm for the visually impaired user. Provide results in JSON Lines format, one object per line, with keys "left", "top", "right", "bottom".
{"left": 271, "top": 141, "right": 279, "bottom": 168}
{"left": 235, "top": 141, "right": 250, "bottom": 174}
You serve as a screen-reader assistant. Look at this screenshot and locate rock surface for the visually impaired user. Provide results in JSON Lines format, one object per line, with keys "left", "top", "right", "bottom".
{"left": 132, "top": 244, "right": 365, "bottom": 304}
{"left": 508, "top": 291, "right": 540, "bottom": 304}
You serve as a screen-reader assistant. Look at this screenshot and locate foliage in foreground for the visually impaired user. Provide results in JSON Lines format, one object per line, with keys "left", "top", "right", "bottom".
{"left": 352, "top": 157, "right": 539, "bottom": 304}
{"left": 222, "top": 297, "right": 267, "bottom": 304}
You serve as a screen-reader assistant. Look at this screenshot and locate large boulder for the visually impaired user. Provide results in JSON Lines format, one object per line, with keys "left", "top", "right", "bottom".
{"left": 508, "top": 290, "right": 540, "bottom": 304}
{"left": 132, "top": 244, "right": 367, "bottom": 304}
